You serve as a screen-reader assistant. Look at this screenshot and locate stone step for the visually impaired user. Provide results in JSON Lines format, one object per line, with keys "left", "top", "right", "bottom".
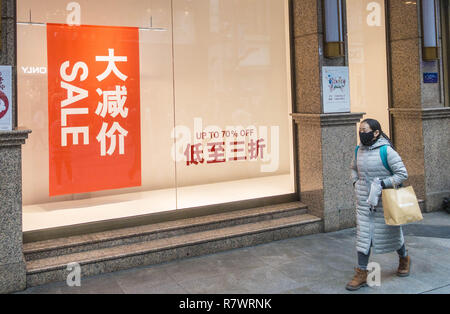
{"left": 26, "top": 213, "right": 323, "bottom": 287}
{"left": 418, "top": 199, "right": 425, "bottom": 213}
{"left": 24, "top": 202, "right": 308, "bottom": 261}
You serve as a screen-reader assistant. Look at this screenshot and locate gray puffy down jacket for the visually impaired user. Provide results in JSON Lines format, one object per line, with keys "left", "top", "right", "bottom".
{"left": 350, "top": 136, "right": 408, "bottom": 255}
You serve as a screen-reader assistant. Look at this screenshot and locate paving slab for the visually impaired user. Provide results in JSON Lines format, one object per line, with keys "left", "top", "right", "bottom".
{"left": 422, "top": 284, "right": 450, "bottom": 294}
{"left": 16, "top": 211, "right": 450, "bottom": 294}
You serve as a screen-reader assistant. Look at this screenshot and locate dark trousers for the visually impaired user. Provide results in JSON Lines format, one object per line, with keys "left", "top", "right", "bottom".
{"left": 358, "top": 243, "right": 407, "bottom": 270}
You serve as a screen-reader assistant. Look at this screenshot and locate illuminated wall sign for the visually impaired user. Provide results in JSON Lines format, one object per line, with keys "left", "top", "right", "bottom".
{"left": 322, "top": 66, "right": 351, "bottom": 113}
{"left": 0, "top": 65, "right": 12, "bottom": 131}
{"left": 47, "top": 24, "right": 142, "bottom": 196}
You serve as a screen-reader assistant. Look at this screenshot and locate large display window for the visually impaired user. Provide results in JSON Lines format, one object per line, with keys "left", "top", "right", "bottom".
{"left": 18, "top": 0, "right": 295, "bottom": 232}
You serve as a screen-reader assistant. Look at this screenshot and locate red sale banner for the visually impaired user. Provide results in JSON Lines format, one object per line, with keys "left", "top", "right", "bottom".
{"left": 47, "top": 24, "right": 141, "bottom": 196}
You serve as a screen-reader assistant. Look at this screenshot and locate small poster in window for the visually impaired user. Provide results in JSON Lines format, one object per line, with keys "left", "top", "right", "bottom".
{"left": 322, "top": 66, "right": 351, "bottom": 114}
{"left": 0, "top": 65, "right": 12, "bottom": 131}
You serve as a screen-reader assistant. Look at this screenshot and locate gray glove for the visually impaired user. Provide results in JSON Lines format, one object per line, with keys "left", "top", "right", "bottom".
{"left": 367, "top": 178, "right": 383, "bottom": 209}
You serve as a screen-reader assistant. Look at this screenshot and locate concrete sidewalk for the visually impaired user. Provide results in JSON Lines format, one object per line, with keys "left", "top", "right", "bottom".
{"left": 18, "top": 211, "right": 450, "bottom": 294}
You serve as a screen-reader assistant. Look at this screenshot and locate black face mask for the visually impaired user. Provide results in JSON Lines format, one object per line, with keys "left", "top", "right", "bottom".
{"left": 359, "top": 131, "right": 375, "bottom": 146}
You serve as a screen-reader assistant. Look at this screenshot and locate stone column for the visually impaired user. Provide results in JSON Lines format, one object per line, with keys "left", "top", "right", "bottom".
{"left": 1, "top": 0, "right": 16, "bottom": 125}
{"left": 0, "top": 0, "right": 31, "bottom": 293}
{"left": 387, "top": 0, "right": 450, "bottom": 212}
{"left": 291, "top": 0, "right": 364, "bottom": 232}
{"left": 0, "top": 130, "right": 31, "bottom": 294}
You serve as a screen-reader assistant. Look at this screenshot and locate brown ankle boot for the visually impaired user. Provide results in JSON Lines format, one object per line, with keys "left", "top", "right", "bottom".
{"left": 397, "top": 255, "right": 411, "bottom": 277}
{"left": 346, "top": 268, "right": 369, "bottom": 291}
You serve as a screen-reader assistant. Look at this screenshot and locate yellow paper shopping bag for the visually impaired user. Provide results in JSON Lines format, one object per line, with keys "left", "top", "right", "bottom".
{"left": 382, "top": 186, "right": 423, "bottom": 226}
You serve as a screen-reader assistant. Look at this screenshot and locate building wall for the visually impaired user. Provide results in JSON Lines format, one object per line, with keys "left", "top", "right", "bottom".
{"left": 388, "top": 0, "right": 450, "bottom": 212}
{"left": 0, "top": 0, "right": 449, "bottom": 293}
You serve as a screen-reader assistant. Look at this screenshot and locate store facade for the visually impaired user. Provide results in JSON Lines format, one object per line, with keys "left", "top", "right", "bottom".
{"left": 0, "top": 0, "right": 449, "bottom": 293}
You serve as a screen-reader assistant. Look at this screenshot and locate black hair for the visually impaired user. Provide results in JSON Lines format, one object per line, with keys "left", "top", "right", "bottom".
{"left": 361, "top": 118, "right": 395, "bottom": 150}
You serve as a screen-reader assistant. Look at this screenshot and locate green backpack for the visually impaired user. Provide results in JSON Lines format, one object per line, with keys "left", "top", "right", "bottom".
{"left": 355, "top": 145, "right": 393, "bottom": 175}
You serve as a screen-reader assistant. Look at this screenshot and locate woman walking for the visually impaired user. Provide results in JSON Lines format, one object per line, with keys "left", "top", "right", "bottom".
{"left": 346, "top": 118, "right": 411, "bottom": 291}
